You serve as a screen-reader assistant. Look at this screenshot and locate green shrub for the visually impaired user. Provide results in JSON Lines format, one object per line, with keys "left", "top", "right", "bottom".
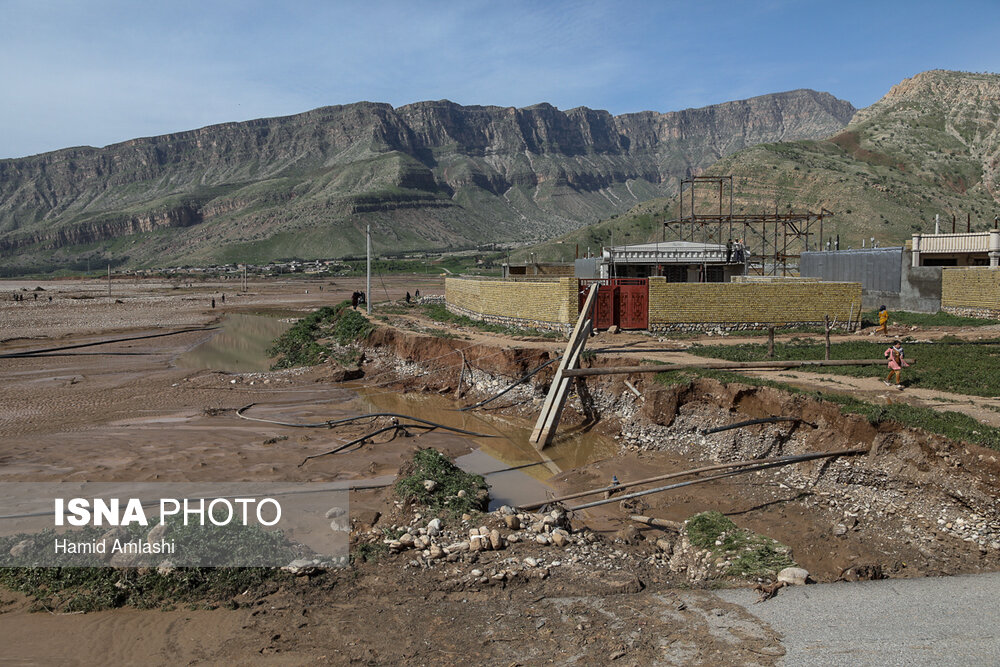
{"left": 685, "top": 511, "right": 795, "bottom": 579}
{"left": 394, "top": 449, "right": 488, "bottom": 514}
{"left": 267, "top": 301, "right": 373, "bottom": 370}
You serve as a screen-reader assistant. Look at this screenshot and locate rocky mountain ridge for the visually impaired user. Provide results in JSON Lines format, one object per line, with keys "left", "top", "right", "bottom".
{"left": 0, "top": 90, "right": 855, "bottom": 273}
{"left": 525, "top": 70, "right": 1000, "bottom": 261}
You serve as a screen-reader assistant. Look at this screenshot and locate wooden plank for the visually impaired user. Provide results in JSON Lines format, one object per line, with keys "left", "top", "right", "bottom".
{"left": 530, "top": 284, "right": 598, "bottom": 444}
{"left": 561, "top": 358, "right": 887, "bottom": 378}
{"left": 534, "top": 319, "right": 592, "bottom": 448}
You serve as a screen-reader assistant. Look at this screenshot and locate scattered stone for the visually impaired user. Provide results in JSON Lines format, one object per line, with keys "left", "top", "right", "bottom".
{"left": 156, "top": 560, "right": 176, "bottom": 576}
{"left": 489, "top": 529, "right": 504, "bottom": 551}
{"left": 777, "top": 567, "right": 810, "bottom": 586}
{"left": 470, "top": 568, "right": 484, "bottom": 577}
{"left": 504, "top": 515, "right": 521, "bottom": 530}
{"left": 423, "top": 480, "right": 438, "bottom": 492}
{"left": 832, "top": 523, "right": 848, "bottom": 537}
{"left": 551, "top": 532, "right": 568, "bottom": 547}
{"left": 147, "top": 523, "right": 169, "bottom": 546}
{"left": 457, "top": 490, "right": 467, "bottom": 498}
{"left": 614, "top": 525, "right": 644, "bottom": 545}
{"left": 524, "top": 557, "right": 538, "bottom": 568}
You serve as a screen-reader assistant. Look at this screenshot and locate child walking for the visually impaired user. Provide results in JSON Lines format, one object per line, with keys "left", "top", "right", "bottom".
{"left": 883, "top": 339, "right": 911, "bottom": 389}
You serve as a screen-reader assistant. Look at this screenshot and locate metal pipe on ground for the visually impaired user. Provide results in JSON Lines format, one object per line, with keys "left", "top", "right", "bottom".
{"left": 236, "top": 404, "right": 493, "bottom": 437}
{"left": 565, "top": 448, "right": 867, "bottom": 512}
{"left": 0, "top": 327, "right": 219, "bottom": 358}
{"left": 299, "top": 423, "right": 437, "bottom": 466}
{"left": 458, "top": 356, "right": 559, "bottom": 412}
{"left": 518, "top": 448, "right": 866, "bottom": 511}
{"left": 630, "top": 515, "right": 683, "bottom": 531}
{"left": 562, "top": 359, "right": 887, "bottom": 378}
{"left": 700, "top": 416, "right": 805, "bottom": 435}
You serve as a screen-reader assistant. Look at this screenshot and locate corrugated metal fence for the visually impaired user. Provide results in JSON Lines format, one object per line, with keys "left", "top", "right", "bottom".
{"left": 800, "top": 248, "right": 902, "bottom": 293}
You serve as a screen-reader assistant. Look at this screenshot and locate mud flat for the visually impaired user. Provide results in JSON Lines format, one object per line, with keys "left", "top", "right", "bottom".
{"left": 1, "top": 275, "right": 999, "bottom": 663}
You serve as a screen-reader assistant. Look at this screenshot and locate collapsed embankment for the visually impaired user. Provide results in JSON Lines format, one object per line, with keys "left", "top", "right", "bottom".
{"left": 358, "top": 324, "right": 1000, "bottom": 581}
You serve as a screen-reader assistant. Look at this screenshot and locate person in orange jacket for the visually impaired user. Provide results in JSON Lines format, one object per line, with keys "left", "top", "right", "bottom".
{"left": 877, "top": 305, "right": 889, "bottom": 336}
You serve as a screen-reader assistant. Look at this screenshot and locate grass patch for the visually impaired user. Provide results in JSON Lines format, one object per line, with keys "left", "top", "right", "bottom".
{"left": 688, "top": 339, "right": 1000, "bottom": 398}
{"left": 394, "top": 449, "right": 488, "bottom": 515}
{"left": 685, "top": 511, "right": 795, "bottom": 579}
{"left": 0, "top": 565, "right": 284, "bottom": 613}
{"left": 822, "top": 392, "right": 1000, "bottom": 450}
{"left": 861, "top": 308, "right": 1000, "bottom": 328}
{"left": 267, "top": 301, "right": 373, "bottom": 370}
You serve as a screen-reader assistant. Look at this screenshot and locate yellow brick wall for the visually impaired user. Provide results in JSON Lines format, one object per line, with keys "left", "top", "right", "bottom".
{"left": 942, "top": 268, "right": 1000, "bottom": 310}
{"left": 647, "top": 277, "right": 862, "bottom": 327}
{"left": 445, "top": 277, "right": 578, "bottom": 325}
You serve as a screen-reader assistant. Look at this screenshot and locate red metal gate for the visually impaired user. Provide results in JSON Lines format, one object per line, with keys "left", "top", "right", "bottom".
{"left": 578, "top": 279, "right": 648, "bottom": 330}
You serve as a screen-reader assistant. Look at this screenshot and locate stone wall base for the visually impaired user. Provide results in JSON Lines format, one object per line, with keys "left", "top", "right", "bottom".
{"left": 649, "top": 321, "right": 852, "bottom": 333}
{"left": 942, "top": 306, "right": 1000, "bottom": 320}
{"left": 446, "top": 303, "right": 572, "bottom": 336}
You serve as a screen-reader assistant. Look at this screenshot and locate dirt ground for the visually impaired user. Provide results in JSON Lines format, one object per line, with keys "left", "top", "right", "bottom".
{"left": 1, "top": 275, "right": 999, "bottom": 665}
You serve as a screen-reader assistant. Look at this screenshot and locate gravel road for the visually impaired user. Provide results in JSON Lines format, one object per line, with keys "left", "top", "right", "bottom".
{"left": 718, "top": 572, "right": 1000, "bottom": 666}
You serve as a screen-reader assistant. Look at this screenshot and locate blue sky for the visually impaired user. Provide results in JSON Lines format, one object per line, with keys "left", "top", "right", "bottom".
{"left": 2, "top": 0, "right": 998, "bottom": 159}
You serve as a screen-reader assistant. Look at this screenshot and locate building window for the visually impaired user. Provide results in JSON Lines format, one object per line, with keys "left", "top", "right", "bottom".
{"left": 664, "top": 266, "right": 687, "bottom": 282}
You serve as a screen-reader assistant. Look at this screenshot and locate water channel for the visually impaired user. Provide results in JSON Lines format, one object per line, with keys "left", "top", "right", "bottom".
{"left": 179, "top": 313, "right": 619, "bottom": 508}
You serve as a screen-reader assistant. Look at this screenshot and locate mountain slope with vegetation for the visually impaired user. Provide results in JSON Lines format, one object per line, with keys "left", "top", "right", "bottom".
{"left": 0, "top": 91, "right": 854, "bottom": 274}
{"left": 526, "top": 70, "right": 1000, "bottom": 261}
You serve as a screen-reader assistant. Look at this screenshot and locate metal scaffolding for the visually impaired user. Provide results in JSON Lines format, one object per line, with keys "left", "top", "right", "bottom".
{"left": 663, "top": 176, "right": 833, "bottom": 276}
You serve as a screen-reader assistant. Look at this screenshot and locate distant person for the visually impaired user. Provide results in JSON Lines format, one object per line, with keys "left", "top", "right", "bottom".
{"left": 726, "top": 239, "right": 733, "bottom": 263}
{"left": 359, "top": 291, "right": 366, "bottom": 305}
{"left": 221, "top": 294, "right": 225, "bottom": 303}
{"left": 405, "top": 291, "right": 411, "bottom": 303}
{"left": 883, "top": 339, "right": 910, "bottom": 389}
{"left": 877, "top": 305, "right": 889, "bottom": 336}
{"left": 414, "top": 289, "right": 420, "bottom": 299}
{"left": 351, "top": 291, "right": 360, "bottom": 310}
{"left": 211, "top": 298, "right": 216, "bottom": 309}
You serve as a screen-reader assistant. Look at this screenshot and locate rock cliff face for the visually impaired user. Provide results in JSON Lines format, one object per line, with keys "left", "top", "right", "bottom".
{"left": 0, "top": 89, "right": 854, "bottom": 271}
{"left": 569, "top": 70, "right": 1000, "bottom": 255}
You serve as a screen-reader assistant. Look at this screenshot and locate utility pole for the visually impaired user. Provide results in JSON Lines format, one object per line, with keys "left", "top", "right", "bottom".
{"left": 366, "top": 224, "right": 372, "bottom": 315}
{"left": 243, "top": 264, "right": 247, "bottom": 292}
{"left": 107, "top": 264, "right": 111, "bottom": 298}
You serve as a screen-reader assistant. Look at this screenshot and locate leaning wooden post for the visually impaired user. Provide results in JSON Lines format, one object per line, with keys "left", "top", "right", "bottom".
{"left": 824, "top": 315, "right": 832, "bottom": 361}
{"left": 767, "top": 327, "right": 775, "bottom": 358}
{"left": 530, "top": 284, "right": 599, "bottom": 448}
